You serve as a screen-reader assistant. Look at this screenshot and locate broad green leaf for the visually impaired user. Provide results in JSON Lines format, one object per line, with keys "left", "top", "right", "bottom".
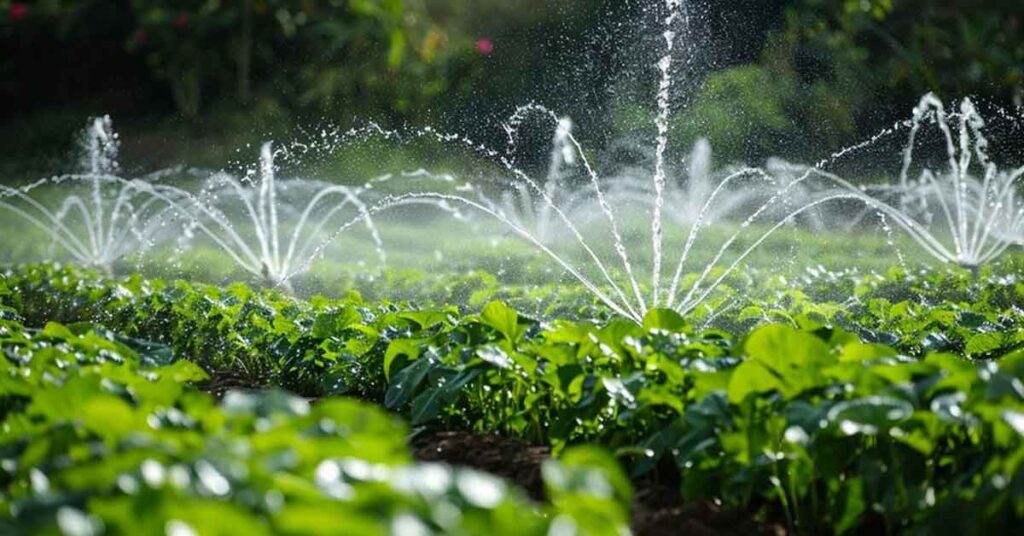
{"left": 738, "top": 305, "right": 766, "bottom": 322}
{"left": 743, "top": 324, "right": 831, "bottom": 367}
{"left": 384, "top": 357, "right": 433, "bottom": 410}
{"left": 480, "top": 301, "right": 522, "bottom": 343}
{"left": 642, "top": 308, "right": 688, "bottom": 333}
{"left": 476, "top": 345, "right": 512, "bottom": 369}
{"left": 42, "top": 321, "right": 74, "bottom": 340}
{"left": 826, "top": 396, "right": 914, "bottom": 435}
{"left": 383, "top": 338, "right": 427, "bottom": 381}
{"left": 409, "top": 368, "right": 480, "bottom": 425}
{"left": 839, "top": 341, "right": 896, "bottom": 362}
{"left": 311, "top": 308, "right": 362, "bottom": 338}
{"left": 399, "top": 309, "right": 453, "bottom": 330}
{"left": 543, "top": 320, "right": 591, "bottom": 344}
{"left": 80, "top": 396, "right": 140, "bottom": 440}
{"left": 965, "top": 332, "right": 1006, "bottom": 356}
{"left": 601, "top": 376, "right": 637, "bottom": 409}
{"left": 728, "top": 324, "right": 831, "bottom": 402}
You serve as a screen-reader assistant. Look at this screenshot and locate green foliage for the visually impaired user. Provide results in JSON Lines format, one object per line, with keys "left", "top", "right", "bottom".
{"left": 727, "top": 324, "right": 832, "bottom": 403}
{"left": 676, "top": 65, "right": 793, "bottom": 161}
{"left": 676, "top": 23, "right": 869, "bottom": 162}
{"left": 126, "top": 0, "right": 469, "bottom": 119}
{"left": 3, "top": 262, "right": 1024, "bottom": 532}
{"left": 796, "top": 0, "right": 1024, "bottom": 100}
{"left": 1, "top": 0, "right": 474, "bottom": 121}
{"left": 0, "top": 298, "right": 630, "bottom": 536}
{"left": 674, "top": 0, "right": 1024, "bottom": 163}
{"left": 542, "top": 446, "right": 633, "bottom": 534}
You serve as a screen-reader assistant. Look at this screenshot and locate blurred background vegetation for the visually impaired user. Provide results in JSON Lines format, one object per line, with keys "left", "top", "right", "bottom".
{"left": 0, "top": 0, "right": 1021, "bottom": 178}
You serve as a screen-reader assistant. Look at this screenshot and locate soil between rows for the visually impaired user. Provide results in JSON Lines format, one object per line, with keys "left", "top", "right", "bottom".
{"left": 410, "top": 429, "right": 785, "bottom": 536}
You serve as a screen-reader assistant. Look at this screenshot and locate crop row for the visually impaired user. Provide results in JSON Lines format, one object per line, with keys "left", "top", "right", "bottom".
{"left": 3, "top": 263, "right": 1024, "bottom": 533}
{"left": 0, "top": 287, "right": 632, "bottom": 535}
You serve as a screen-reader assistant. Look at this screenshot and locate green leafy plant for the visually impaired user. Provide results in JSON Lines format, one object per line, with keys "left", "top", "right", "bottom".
{"left": 4, "top": 262, "right": 1024, "bottom": 533}
{"left": 0, "top": 295, "right": 631, "bottom": 536}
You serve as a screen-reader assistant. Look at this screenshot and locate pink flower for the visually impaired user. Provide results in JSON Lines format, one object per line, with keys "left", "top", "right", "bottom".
{"left": 8, "top": 3, "right": 28, "bottom": 21}
{"left": 173, "top": 13, "right": 190, "bottom": 27}
{"left": 475, "top": 38, "right": 493, "bottom": 56}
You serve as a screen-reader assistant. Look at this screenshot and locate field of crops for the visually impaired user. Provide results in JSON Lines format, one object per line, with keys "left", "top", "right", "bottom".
{"left": 2, "top": 248, "right": 1023, "bottom": 534}
{"left": 2, "top": 68, "right": 1023, "bottom": 536}
{"left": 4, "top": 0, "right": 1024, "bottom": 533}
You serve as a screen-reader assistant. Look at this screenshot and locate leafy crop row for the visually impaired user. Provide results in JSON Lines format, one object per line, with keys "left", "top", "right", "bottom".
{"left": 3, "top": 263, "right": 1023, "bottom": 533}
{"left": 0, "top": 282, "right": 631, "bottom": 535}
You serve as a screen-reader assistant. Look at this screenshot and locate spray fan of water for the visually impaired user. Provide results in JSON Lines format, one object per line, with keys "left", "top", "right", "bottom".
{"left": 2, "top": 1, "right": 1023, "bottom": 324}
{"left": 0, "top": 117, "right": 185, "bottom": 272}
{"left": 293, "top": 2, "right": 1020, "bottom": 321}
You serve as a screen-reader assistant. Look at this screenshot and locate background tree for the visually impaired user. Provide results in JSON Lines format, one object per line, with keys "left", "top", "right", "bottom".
{"left": 1, "top": 0, "right": 1020, "bottom": 175}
